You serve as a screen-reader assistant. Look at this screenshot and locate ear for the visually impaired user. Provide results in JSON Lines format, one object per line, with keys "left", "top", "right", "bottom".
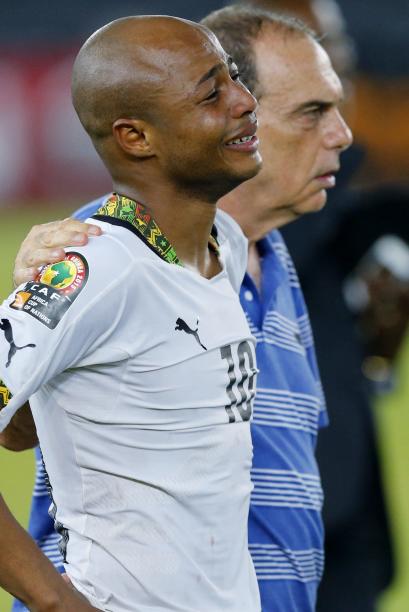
{"left": 112, "top": 118, "right": 154, "bottom": 158}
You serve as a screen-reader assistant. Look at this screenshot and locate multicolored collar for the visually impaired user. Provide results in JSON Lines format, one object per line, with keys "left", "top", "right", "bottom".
{"left": 92, "top": 193, "right": 220, "bottom": 266}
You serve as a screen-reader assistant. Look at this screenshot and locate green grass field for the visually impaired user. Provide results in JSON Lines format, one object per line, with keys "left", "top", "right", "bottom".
{"left": 0, "top": 207, "right": 409, "bottom": 611}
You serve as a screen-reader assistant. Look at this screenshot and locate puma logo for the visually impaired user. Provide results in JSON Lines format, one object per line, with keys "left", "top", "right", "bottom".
{"left": 175, "top": 317, "right": 207, "bottom": 351}
{"left": 0, "top": 318, "right": 36, "bottom": 367}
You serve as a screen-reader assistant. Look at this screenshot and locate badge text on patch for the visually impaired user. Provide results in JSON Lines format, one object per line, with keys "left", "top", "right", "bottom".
{"left": 11, "top": 252, "right": 89, "bottom": 329}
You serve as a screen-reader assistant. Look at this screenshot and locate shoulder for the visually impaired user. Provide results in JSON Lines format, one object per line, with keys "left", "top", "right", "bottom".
{"left": 22, "top": 226, "right": 138, "bottom": 329}
{"left": 69, "top": 225, "right": 133, "bottom": 277}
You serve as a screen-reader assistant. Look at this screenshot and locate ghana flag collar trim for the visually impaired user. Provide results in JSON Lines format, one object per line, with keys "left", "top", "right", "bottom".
{"left": 92, "top": 193, "right": 220, "bottom": 266}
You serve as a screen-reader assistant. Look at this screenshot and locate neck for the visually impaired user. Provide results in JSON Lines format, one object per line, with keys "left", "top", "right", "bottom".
{"left": 112, "top": 180, "right": 221, "bottom": 278}
{"left": 218, "top": 178, "right": 274, "bottom": 243}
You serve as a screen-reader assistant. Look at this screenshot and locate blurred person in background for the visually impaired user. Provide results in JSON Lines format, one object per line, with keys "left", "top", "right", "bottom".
{"left": 6, "top": 5, "right": 352, "bottom": 611}
{"left": 245, "top": 0, "right": 409, "bottom": 610}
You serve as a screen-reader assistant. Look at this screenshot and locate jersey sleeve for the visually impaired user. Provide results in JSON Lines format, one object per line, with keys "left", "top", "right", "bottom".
{"left": 0, "top": 238, "right": 132, "bottom": 431}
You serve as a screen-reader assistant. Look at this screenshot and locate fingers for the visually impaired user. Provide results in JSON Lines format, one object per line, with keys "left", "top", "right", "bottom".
{"left": 13, "top": 218, "right": 103, "bottom": 287}
{"left": 14, "top": 246, "right": 66, "bottom": 287}
{"left": 19, "top": 247, "right": 66, "bottom": 270}
{"left": 49, "top": 218, "right": 103, "bottom": 246}
{"left": 13, "top": 267, "right": 41, "bottom": 286}
{"left": 32, "top": 219, "right": 102, "bottom": 250}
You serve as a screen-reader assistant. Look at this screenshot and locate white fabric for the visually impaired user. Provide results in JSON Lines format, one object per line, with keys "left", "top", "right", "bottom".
{"left": 0, "top": 209, "right": 260, "bottom": 612}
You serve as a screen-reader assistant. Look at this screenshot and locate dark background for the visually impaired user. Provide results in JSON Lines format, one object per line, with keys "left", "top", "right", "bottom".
{"left": 2, "top": 0, "right": 408, "bottom": 75}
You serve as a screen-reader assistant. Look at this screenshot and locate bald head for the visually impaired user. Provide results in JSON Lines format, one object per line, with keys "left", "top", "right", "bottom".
{"left": 72, "top": 16, "right": 216, "bottom": 143}
{"left": 71, "top": 15, "right": 260, "bottom": 201}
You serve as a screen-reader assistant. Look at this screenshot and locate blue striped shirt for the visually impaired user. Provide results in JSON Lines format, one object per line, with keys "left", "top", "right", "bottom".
{"left": 15, "top": 202, "right": 326, "bottom": 612}
{"left": 243, "top": 231, "right": 327, "bottom": 611}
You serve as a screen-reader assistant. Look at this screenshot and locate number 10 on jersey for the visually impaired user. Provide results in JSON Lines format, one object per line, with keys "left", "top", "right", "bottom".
{"left": 221, "top": 341, "right": 256, "bottom": 423}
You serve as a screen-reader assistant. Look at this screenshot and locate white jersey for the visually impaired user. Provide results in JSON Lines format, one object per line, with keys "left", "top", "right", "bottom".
{"left": 0, "top": 197, "right": 260, "bottom": 612}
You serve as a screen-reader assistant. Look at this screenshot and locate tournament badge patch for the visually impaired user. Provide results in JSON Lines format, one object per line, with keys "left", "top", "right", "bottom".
{"left": 10, "top": 252, "right": 89, "bottom": 329}
{"left": 0, "top": 378, "right": 12, "bottom": 411}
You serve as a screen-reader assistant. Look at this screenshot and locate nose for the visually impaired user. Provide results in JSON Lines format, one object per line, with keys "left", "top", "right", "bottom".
{"left": 230, "top": 79, "right": 258, "bottom": 118}
{"left": 325, "top": 109, "right": 353, "bottom": 152}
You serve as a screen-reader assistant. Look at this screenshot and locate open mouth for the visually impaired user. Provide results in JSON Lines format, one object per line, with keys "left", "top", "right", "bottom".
{"left": 225, "top": 134, "right": 259, "bottom": 151}
{"left": 227, "top": 135, "right": 254, "bottom": 145}
{"left": 225, "top": 116, "right": 258, "bottom": 151}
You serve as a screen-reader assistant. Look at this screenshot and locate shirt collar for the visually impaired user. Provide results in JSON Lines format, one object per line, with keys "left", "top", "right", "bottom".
{"left": 92, "top": 193, "right": 220, "bottom": 266}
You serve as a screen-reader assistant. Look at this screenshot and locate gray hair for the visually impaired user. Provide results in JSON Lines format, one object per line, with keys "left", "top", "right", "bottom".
{"left": 202, "top": 5, "right": 317, "bottom": 97}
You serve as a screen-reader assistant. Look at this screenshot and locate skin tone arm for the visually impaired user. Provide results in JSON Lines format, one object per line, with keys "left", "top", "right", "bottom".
{"left": 0, "top": 494, "right": 97, "bottom": 611}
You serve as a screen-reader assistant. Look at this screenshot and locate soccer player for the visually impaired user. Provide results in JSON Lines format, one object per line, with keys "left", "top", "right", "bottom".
{"left": 0, "top": 494, "right": 97, "bottom": 611}
{"left": 0, "top": 15, "right": 262, "bottom": 611}
{"left": 7, "top": 7, "right": 352, "bottom": 612}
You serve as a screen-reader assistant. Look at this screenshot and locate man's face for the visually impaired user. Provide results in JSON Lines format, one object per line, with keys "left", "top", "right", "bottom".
{"left": 150, "top": 29, "right": 262, "bottom": 198}
{"left": 253, "top": 28, "right": 352, "bottom": 225}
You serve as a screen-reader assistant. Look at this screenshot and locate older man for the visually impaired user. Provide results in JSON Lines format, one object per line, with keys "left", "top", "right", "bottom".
{"left": 204, "top": 8, "right": 351, "bottom": 610}
{"left": 6, "top": 7, "right": 352, "bottom": 612}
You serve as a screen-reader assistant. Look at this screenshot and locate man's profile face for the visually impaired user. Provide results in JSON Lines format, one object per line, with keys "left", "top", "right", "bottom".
{"left": 253, "top": 28, "right": 352, "bottom": 224}
{"left": 149, "top": 29, "right": 262, "bottom": 195}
